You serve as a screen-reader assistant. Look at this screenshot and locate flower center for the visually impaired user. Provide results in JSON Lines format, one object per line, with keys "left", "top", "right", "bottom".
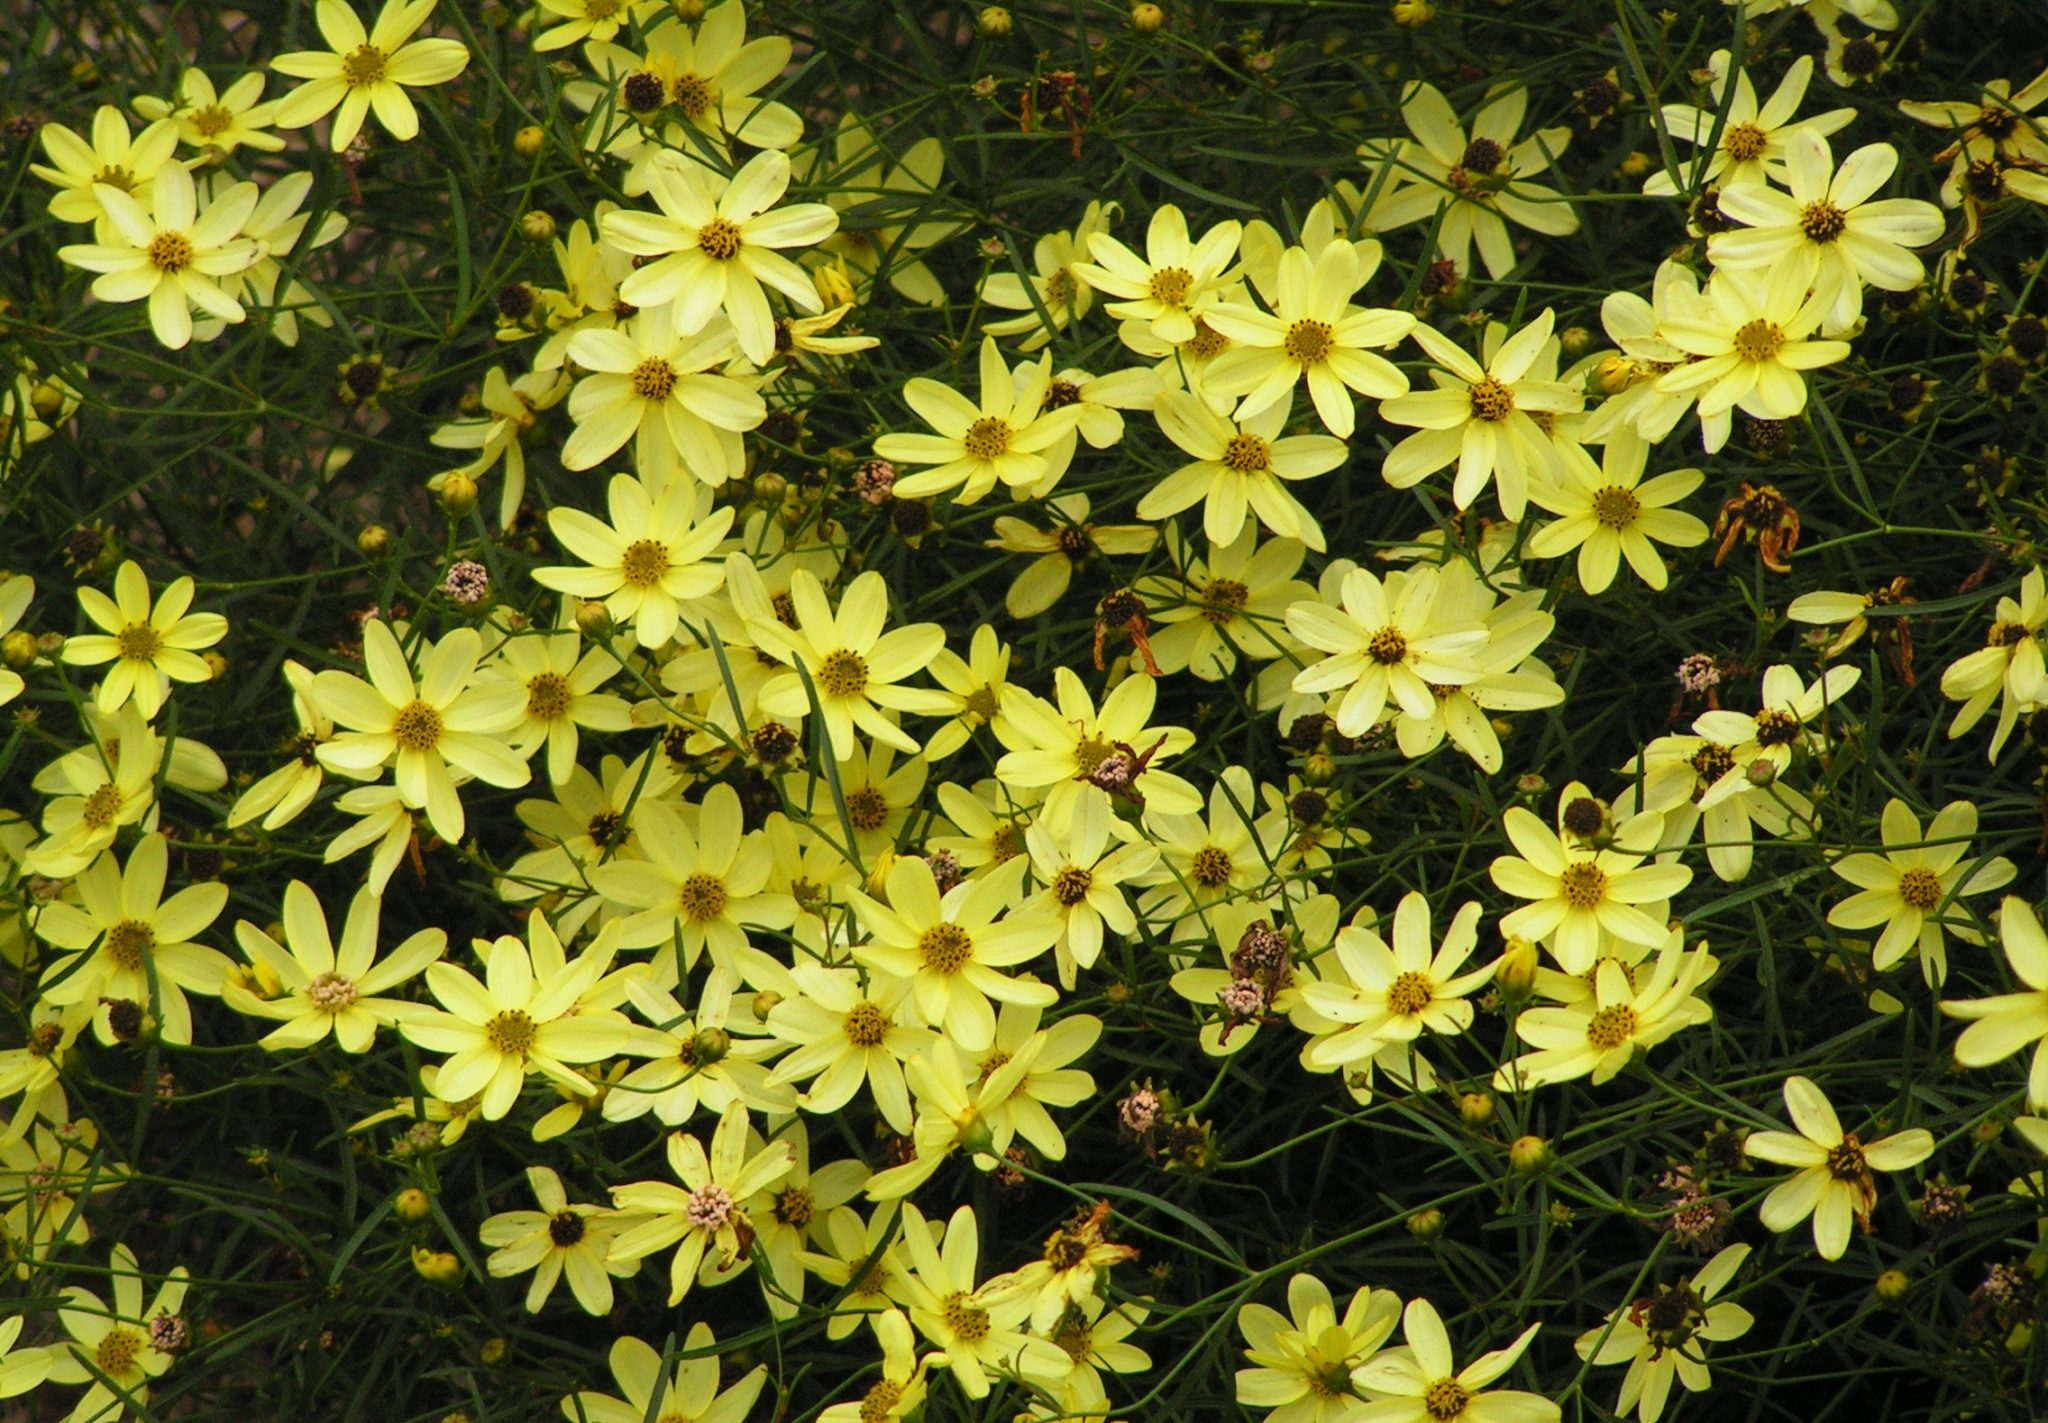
{"left": 105, "top": 919, "right": 156, "bottom": 971}
{"left": 1468, "top": 376, "right": 1515, "bottom": 422}
{"left": 96, "top": 1327, "right": 144, "bottom": 1378}
{"left": 1897, "top": 866, "right": 1943, "bottom": 911}
{"left": 583, "top": 0, "right": 622, "bottom": 16}
{"left": 1592, "top": 486, "right": 1641, "bottom": 528}
{"left": 1201, "top": 579, "right": 1249, "bottom": 624}
{"left": 484, "top": 1009, "right": 537, "bottom": 1055}
{"left": 684, "top": 1182, "right": 736, "bottom": 1230}
{"left": 677, "top": 872, "right": 728, "bottom": 922}
{"left": 190, "top": 104, "right": 234, "bottom": 137}
{"left": 1052, "top": 866, "right": 1092, "bottom": 905}
{"left": 1191, "top": 844, "right": 1233, "bottom": 887}
{"left": 1722, "top": 122, "right": 1768, "bottom": 161}
{"left": 963, "top": 686, "right": 1000, "bottom": 720}
{"left": 630, "top": 357, "right": 677, "bottom": 401}
{"left": 1460, "top": 137, "right": 1504, "bottom": 174}
{"left": 1423, "top": 1377, "right": 1470, "bottom": 1422}
{"left": 817, "top": 648, "right": 869, "bottom": 698}
{"left": 1799, "top": 200, "right": 1848, "bottom": 243}
{"left": 116, "top": 622, "right": 164, "bottom": 661}
{"left": 1732, "top": 319, "right": 1784, "bottom": 363}
{"left": 845, "top": 786, "right": 889, "bottom": 832}
{"left": 1386, "top": 970, "right": 1434, "bottom": 1015}
{"left": 1148, "top": 265, "right": 1194, "bottom": 306}
{"left": 1752, "top": 708, "right": 1800, "bottom": 746}
{"left": 1185, "top": 317, "right": 1229, "bottom": 358}
{"left": 548, "top": 1210, "right": 586, "bottom": 1246}
{"left": 1367, "top": 627, "right": 1408, "bottom": 665}
{"left": 858, "top": 1381, "right": 905, "bottom": 1423}
{"left": 844, "top": 1000, "right": 890, "bottom": 1047}
{"left": 772, "top": 1184, "right": 815, "bottom": 1228}
{"left": 1559, "top": 861, "right": 1607, "bottom": 909}
{"left": 1282, "top": 319, "right": 1334, "bottom": 366}
{"left": 672, "top": 71, "right": 715, "bottom": 118}
{"left": 1689, "top": 742, "right": 1735, "bottom": 790}
{"left": 82, "top": 783, "right": 125, "bottom": 828}
{"left": 697, "top": 216, "right": 744, "bottom": 260}
{"left": 341, "top": 44, "right": 387, "bottom": 86}
{"left": 964, "top": 417, "right": 1011, "bottom": 460}
{"left": 1221, "top": 433, "right": 1269, "bottom": 472}
{"left": 525, "top": 672, "right": 572, "bottom": 721}
{"left": 918, "top": 922, "right": 974, "bottom": 974}
{"left": 1056, "top": 526, "right": 1095, "bottom": 561}
{"left": 623, "top": 71, "right": 667, "bottom": 112}
{"left": 306, "top": 971, "right": 359, "bottom": 1011}
{"left": 1825, "top": 1133, "right": 1869, "bottom": 1181}
{"left": 1042, "top": 379, "right": 1082, "bottom": 410}
{"left": 1979, "top": 105, "right": 2018, "bottom": 138}
{"left": 1586, "top": 1003, "right": 1638, "bottom": 1050}
{"left": 1044, "top": 270, "right": 1077, "bottom": 309}
{"left": 391, "top": 699, "right": 444, "bottom": 752}
{"left": 147, "top": 231, "right": 195, "bottom": 273}
{"left": 942, "top": 1291, "right": 991, "bottom": 1342}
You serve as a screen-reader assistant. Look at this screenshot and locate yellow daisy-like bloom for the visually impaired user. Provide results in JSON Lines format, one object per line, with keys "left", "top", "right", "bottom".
{"left": 605, "top": 149, "right": 840, "bottom": 366}
{"left": 1140, "top": 526, "right": 1312, "bottom": 683}
{"left": 1073, "top": 203, "right": 1242, "bottom": 344}
{"left": 1489, "top": 783, "right": 1691, "bottom": 974}
{"left": 133, "top": 67, "right": 287, "bottom": 155}
{"left": 271, "top": 0, "right": 471, "bottom": 152}
{"left": 806, "top": 113, "right": 955, "bottom": 306}
{"left": 609, "top": 1101, "right": 796, "bottom": 1305}
{"left": 1643, "top": 52, "right": 1853, "bottom": 198}
{"left": 43, "top": 1242, "right": 189, "bottom": 1423}
{"left": 1235, "top": 1272, "right": 1402, "bottom": 1423}
{"left": 1202, "top": 240, "right": 1415, "bottom": 439}
{"left": 1284, "top": 563, "right": 1488, "bottom": 738}
{"left": 873, "top": 335, "right": 1088, "bottom": 506}
{"left": 1900, "top": 68, "right": 2048, "bottom": 211}
{"left": 311, "top": 619, "right": 530, "bottom": 843}
{"left": 486, "top": 602, "right": 634, "bottom": 787}
{"left": 479, "top": 1165, "right": 635, "bottom": 1315}
{"left": 534, "top": 473, "right": 734, "bottom": 650}
{"left": 0, "top": 575, "right": 29, "bottom": 708}
{"left": 819, "top": 1309, "right": 933, "bottom": 1423}
{"left": 1143, "top": 390, "right": 1344, "bottom": 552}
{"left": 1380, "top": 309, "right": 1583, "bottom": 521}
{"left": 1361, "top": 80, "right": 1579, "bottom": 281}
{"left": 923, "top": 623, "right": 1013, "bottom": 762}
{"left": 30, "top": 106, "right": 180, "bottom": 229}
{"left": 1574, "top": 1244, "right": 1754, "bottom": 1423}
{"left": 0, "top": 1117, "right": 122, "bottom": 1268}
{"left": 979, "top": 200, "right": 1117, "bottom": 350}
{"left": 987, "top": 492, "right": 1158, "bottom": 620}
{"left": 561, "top": 305, "right": 764, "bottom": 490}
{"left": 766, "top": 962, "right": 933, "bottom": 1132}
{"left": 995, "top": 665, "right": 1201, "bottom": 834}
{"left": 1494, "top": 929, "right": 1717, "bottom": 1090}
{"left": 199, "top": 170, "right": 350, "bottom": 350}
{"left": 1826, "top": 798, "right": 2013, "bottom": 985}
{"left": 1351, "top": 1298, "right": 1556, "bottom": 1423}
{"left": 1746, "top": 1074, "right": 1933, "bottom": 1260}
{"left": 578, "top": 0, "right": 805, "bottom": 165}
{"left": 1943, "top": 897, "right": 2048, "bottom": 1110}
{"left": 565, "top": 1328, "right": 770, "bottom": 1423}
{"left": 33, "top": 834, "right": 232, "bottom": 1047}
{"left": 1023, "top": 789, "right": 1158, "bottom": 988}
{"left": 1298, "top": 894, "right": 1493, "bottom": 1071}
{"left": 21, "top": 704, "right": 174, "bottom": 879}
{"left": 1654, "top": 262, "right": 1851, "bottom": 424}
{"left": 851, "top": 855, "right": 1059, "bottom": 1053}
{"left": 399, "top": 921, "right": 631, "bottom": 1119}
{"left": 223, "top": 880, "right": 445, "bottom": 1052}
{"left": 1693, "top": 662, "right": 1860, "bottom": 794}
{"left": 59, "top": 560, "right": 226, "bottom": 718}
{"left": 530, "top": 0, "right": 660, "bottom": 51}
{"left": 1523, "top": 430, "right": 1709, "bottom": 593}
{"left": 56, "top": 165, "right": 262, "bottom": 350}
{"left": 429, "top": 367, "right": 572, "bottom": 526}
{"left": 751, "top": 568, "right": 952, "bottom": 762}
{"left": 1939, "top": 566, "right": 2048, "bottom": 761}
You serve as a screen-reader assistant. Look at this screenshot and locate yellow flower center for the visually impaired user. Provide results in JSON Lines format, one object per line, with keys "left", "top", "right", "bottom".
{"left": 1722, "top": 122, "right": 1768, "bottom": 161}
{"left": 817, "top": 648, "right": 869, "bottom": 698}
{"left": 1897, "top": 866, "right": 1943, "bottom": 911}
{"left": 631, "top": 358, "right": 677, "bottom": 401}
{"left": 341, "top": 44, "right": 388, "bottom": 87}
{"left": 1191, "top": 844, "right": 1233, "bottom": 887}
{"left": 773, "top": 1184, "right": 815, "bottom": 1227}
{"left": 1586, "top": 1003, "right": 1638, "bottom": 1050}
{"left": 1423, "top": 1377, "right": 1470, "bottom": 1422}
{"left": 858, "top": 1381, "right": 905, "bottom": 1423}
{"left": 147, "top": 232, "right": 194, "bottom": 273}
{"left": 1282, "top": 319, "right": 1334, "bottom": 366}
{"left": 846, "top": 786, "right": 890, "bottom": 831}
{"left": 672, "top": 72, "right": 716, "bottom": 119}
{"left": 697, "top": 216, "right": 744, "bottom": 260}
{"left": 116, "top": 621, "right": 164, "bottom": 661}
{"left": 843, "top": 1000, "right": 890, "bottom": 1047}
{"left": 1799, "top": 200, "right": 1848, "bottom": 243}
{"left": 484, "top": 1009, "right": 538, "bottom": 1055}
{"left": 190, "top": 104, "right": 234, "bottom": 137}
{"left": 941, "top": 1291, "right": 991, "bottom": 1342}
{"left": 963, "top": 417, "right": 1011, "bottom": 460}
{"left": 105, "top": 919, "right": 156, "bottom": 971}
{"left": 1559, "top": 860, "right": 1607, "bottom": 909}
{"left": 1201, "top": 579, "right": 1249, "bottom": 624}
{"left": 1468, "top": 376, "right": 1515, "bottom": 422}
{"left": 1185, "top": 317, "right": 1229, "bottom": 358}
{"left": 81, "top": 783, "right": 125, "bottom": 828}
{"left": 1733, "top": 319, "right": 1784, "bottom": 363}
{"left": 391, "top": 699, "right": 444, "bottom": 752}
{"left": 525, "top": 672, "right": 572, "bottom": 721}
{"left": 92, "top": 164, "right": 136, "bottom": 192}
{"left": 96, "top": 1327, "right": 144, "bottom": 1378}
{"left": 582, "top": 0, "right": 622, "bottom": 16}
{"left": 306, "top": 971, "right": 360, "bottom": 1011}
{"left": 1386, "top": 970, "right": 1434, "bottom": 1015}
{"left": 1148, "top": 265, "right": 1194, "bottom": 306}
{"left": 677, "top": 872, "right": 728, "bottom": 922}
{"left": 963, "top": 686, "right": 999, "bottom": 720}
{"left": 1053, "top": 866, "right": 1093, "bottom": 905}
{"left": 620, "top": 539, "right": 670, "bottom": 588}
{"left": 918, "top": 922, "right": 974, "bottom": 974}
{"left": 1367, "top": 627, "right": 1408, "bottom": 665}
{"left": 1592, "top": 486, "right": 1641, "bottom": 528}
{"left": 1221, "top": 433, "right": 1269, "bottom": 472}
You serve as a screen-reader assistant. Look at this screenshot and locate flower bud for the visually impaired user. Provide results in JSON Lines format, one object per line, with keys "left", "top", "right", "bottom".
{"left": 1745, "top": 758, "right": 1776, "bottom": 787}
{"left": 512, "top": 125, "right": 545, "bottom": 159}
{"left": 479, "top": 1337, "right": 508, "bottom": 1366}
{"left": 436, "top": 471, "right": 479, "bottom": 518}
{"left": 1, "top": 629, "right": 35, "bottom": 671}
{"left": 36, "top": 630, "right": 65, "bottom": 660}
{"left": 1406, "top": 1207, "right": 1445, "bottom": 1240}
{"left": 574, "top": 600, "right": 613, "bottom": 637}
{"left": 1590, "top": 354, "right": 1639, "bottom": 396}
{"left": 357, "top": 523, "right": 391, "bottom": 558}
{"left": 959, "top": 1115, "right": 997, "bottom": 1160}
{"left": 1618, "top": 150, "right": 1655, "bottom": 180}
{"left": 2008, "top": 1323, "right": 2034, "bottom": 1357}
{"left": 518, "top": 210, "right": 557, "bottom": 243}
{"left": 204, "top": 651, "right": 229, "bottom": 680}
{"left": 30, "top": 382, "right": 67, "bottom": 420}
{"left": 394, "top": 1187, "right": 433, "bottom": 1223}
{"left": 1301, "top": 752, "right": 1336, "bottom": 786}
{"left": 1391, "top": 0, "right": 1436, "bottom": 26}
{"left": 1459, "top": 1092, "right": 1495, "bottom": 1127}
{"left": 977, "top": 5, "right": 1012, "bottom": 36}
{"left": 813, "top": 259, "right": 856, "bottom": 310}
{"left": 1494, "top": 937, "right": 1539, "bottom": 996}
{"left": 751, "top": 990, "right": 782, "bottom": 1022}
{"left": 1508, "top": 1135, "right": 1553, "bottom": 1176}
{"left": 1559, "top": 325, "right": 1594, "bottom": 358}
{"left": 672, "top": 0, "right": 705, "bottom": 16}
{"left": 1130, "top": 1, "right": 1165, "bottom": 30}
{"left": 692, "top": 1027, "right": 731, "bottom": 1063}
{"left": 753, "top": 471, "right": 789, "bottom": 504}
{"left": 1874, "top": 1268, "right": 1910, "bottom": 1304}
{"left": 411, "top": 1246, "right": 464, "bottom": 1288}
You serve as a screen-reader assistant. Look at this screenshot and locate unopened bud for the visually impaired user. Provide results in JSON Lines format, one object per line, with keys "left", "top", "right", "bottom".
{"left": 753, "top": 471, "right": 789, "bottom": 504}
{"left": 977, "top": 5, "right": 1012, "bottom": 36}
{"left": 512, "top": 125, "right": 545, "bottom": 160}
{"left": 1494, "top": 937, "right": 1539, "bottom": 996}
{"left": 1391, "top": 0, "right": 1436, "bottom": 26}
{"left": 1746, "top": 758, "right": 1777, "bottom": 787}
{"left": 394, "top": 1187, "right": 433, "bottom": 1223}
{"left": 204, "top": 651, "right": 229, "bottom": 680}
{"left": 574, "top": 601, "right": 613, "bottom": 637}
{"left": 1130, "top": 1, "right": 1165, "bottom": 30}
{"left": 1, "top": 629, "right": 34, "bottom": 670}
{"left": 1459, "top": 1092, "right": 1494, "bottom": 1127}
{"left": 1406, "top": 1206, "right": 1445, "bottom": 1240}
{"left": 751, "top": 990, "right": 782, "bottom": 1022}
{"left": 357, "top": 523, "right": 391, "bottom": 558}
{"left": 1508, "top": 1135, "right": 1553, "bottom": 1176}
{"left": 1559, "top": 325, "right": 1594, "bottom": 358}
{"left": 436, "top": 471, "right": 478, "bottom": 518}
{"left": 518, "top": 210, "right": 556, "bottom": 243}
{"left": 1874, "top": 1268, "right": 1909, "bottom": 1304}
{"left": 411, "top": 1246, "right": 464, "bottom": 1288}
{"left": 813, "top": 260, "right": 856, "bottom": 310}
{"left": 692, "top": 1027, "right": 731, "bottom": 1063}
{"left": 1301, "top": 751, "right": 1336, "bottom": 786}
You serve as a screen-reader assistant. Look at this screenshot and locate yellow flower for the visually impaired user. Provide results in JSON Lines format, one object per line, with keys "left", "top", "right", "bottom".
{"left": 534, "top": 473, "right": 734, "bottom": 650}
{"left": 1574, "top": 1244, "right": 1754, "bottom": 1423}
{"left": 1826, "top": 798, "right": 2013, "bottom": 985}
{"left": 978, "top": 201, "right": 1117, "bottom": 350}
{"left": 223, "top": 880, "right": 444, "bottom": 1052}
{"left": 30, "top": 107, "right": 180, "bottom": 228}
{"left": 58, "top": 560, "right": 226, "bottom": 718}
{"left": 1939, "top": 566, "right": 2048, "bottom": 760}
{"left": 1943, "top": 897, "right": 2048, "bottom": 1109}
{"left": 1283, "top": 563, "right": 1487, "bottom": 738}
{"left": 44, "top": 1242, "right": 189, "bottom": 1423}
{"left": 1139, "top": 526, "right": 1312, "bottom": 682}
{"left": 0, "top": 1316, "right": 51, "bottom": 1401}
{"left": 199, "top": 170, "right": 350, "bottom": 349}
{"left": 1351, "top": 1298, "right": 1555, "bottom": 1423}
{"left": 55, "top": 165, "right": 262, "bottom": 350}
{"left": 807, "top": 113, "right": 956, "bottom": 306}
{"left": 994, "top": 666, "right": 1201, "bottom": 833}
{"left": 310, "top": 619, "right": 530, "bottom": 843}
{"left": 1379, "top": 309, "right": 1583, "bottom": 521}
{"left": 922, "top": 623, "right": 1014, "bottom": 762}
{"left": 604, "top": 967, "right": 791, "bottom": 1125}
{"left": 1653, "top": 263, "right": 1852, "bottom": 423}
{"left": 898, "top": 1203, "right": 1067, "bottom": 1398}
{"left": 271, "top": 0, "right": 471, "bottom": 151}
{"left": 1298, "top": 894, "right": 1493, "bottom": 1070}
{"left": 560, "top": 304, "right": 765, "bottom": 490}
{"left": 1642, "top": 52, "right": 1853, "bottom": 199}
{"left": 22, "top": 704, "right": 178, "bottom": 879}
{"left": 873, "top": 336, "right": 1088, "bottom": 506}
{"left": 1143, "top": 390, "right": 1344, "bottom": 551}
{"left": 1489, "top": 783, "right": 1690, "bottom": 973}
{"left": 1023, "top": 784, "right": 1158, "bottom": 987}
{"left": 766, "top": 962, "right": 934, "bottom": 1133}
{"left": 429, "top": 367, "right": 572, "bottom": 525}
{"left": 485, "top": 602, "right": 634, "bottom": 787}
{"left": 576, "top": 0, "right": 805, "bottom": 165}
{"left": 1523, "top": 430, "right": 1709, "bottom": 593}
{"left": 987, "top": 492, "right": 1158, "bottom": 619}
{"left": 818, "top": 1309, "right": 933, "bottom": 1423}
{"left": 479, "top": 1165, "right": 634, "bottom": 1315}
{"left": 1494, "top": 929, "right": 1717, "bottom": 1089}
{"left": 1746, "top": 1074, "right": 1932, "bottom": 1260}
{"left": 530, "top": 0, "right": 660, "bottom": 51}
{"left": 133, "top": 67, "right": 287, "bottom": 155}
{"left": 1073, "top": 203, "right": 1243, "bottom": 344}
{"left": 0, "top": 1118, "right": 123, "bottom": 1269}
{"left": 608, "top": 1101, "right": 796, "bottom": 1305}
{"left": 565, "top": 1327, "right": 769, "bottom": 1423}
{"left": 1235, "top": 1272, "right": 1401, "bottom": 1423}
